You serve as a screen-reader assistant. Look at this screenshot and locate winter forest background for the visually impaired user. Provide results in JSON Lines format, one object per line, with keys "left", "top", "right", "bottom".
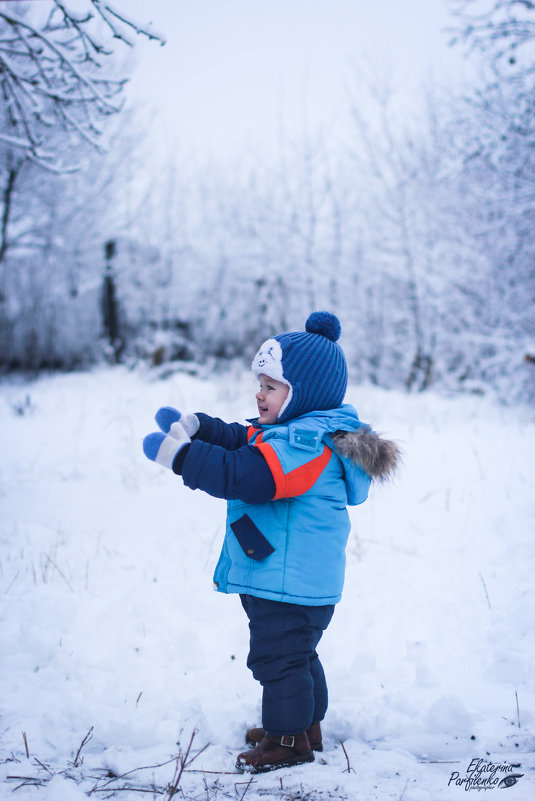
{"left": 1, "top": 4, "right": 534, "bottom": 799}
{"left": 0, "top": 0, "right": 534, "bottom": 401}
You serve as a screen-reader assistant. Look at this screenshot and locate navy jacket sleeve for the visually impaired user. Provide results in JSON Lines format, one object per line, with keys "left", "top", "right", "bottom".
{"left": 194, "top": 413, "right": 249, "bottom": 450}
{"left": 173, "top": 439, "right": 275, "bottom": 504}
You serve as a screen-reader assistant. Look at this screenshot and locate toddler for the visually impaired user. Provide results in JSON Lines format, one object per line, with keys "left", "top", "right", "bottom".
{"left": 143, "top": 311, "right": 400, "bottom": 773}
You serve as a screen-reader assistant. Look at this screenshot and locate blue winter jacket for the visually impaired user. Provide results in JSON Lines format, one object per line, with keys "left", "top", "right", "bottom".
{"left": 177, "top": 404, "right": 396, "bottom": 606}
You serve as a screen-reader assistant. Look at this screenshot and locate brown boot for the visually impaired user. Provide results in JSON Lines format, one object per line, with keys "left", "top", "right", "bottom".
{"left": 246, "top": 721, "right": 323, "bottom": 752}
{"left": 236, "top": 732, "right": 314, "bottom": 773}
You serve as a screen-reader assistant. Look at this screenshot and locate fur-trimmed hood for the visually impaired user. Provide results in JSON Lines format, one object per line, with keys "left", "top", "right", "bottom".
{"left": 256, "top": 403, "right": 401, "bottom": 501}
{"left": 331, "top": 426, "right": 401, "bottom": 483}
{"left": 285, "top": 403, "right": 400, "bottom": 483}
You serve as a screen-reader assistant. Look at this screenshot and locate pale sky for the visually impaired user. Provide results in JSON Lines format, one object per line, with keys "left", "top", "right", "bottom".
{"left": 124, "top": 1, "right": 469, "bottom": 162}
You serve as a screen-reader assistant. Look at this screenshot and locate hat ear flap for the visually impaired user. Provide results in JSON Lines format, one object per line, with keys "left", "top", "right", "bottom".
{"left": 276, "top": 384, "right": 293, "bottom": 420}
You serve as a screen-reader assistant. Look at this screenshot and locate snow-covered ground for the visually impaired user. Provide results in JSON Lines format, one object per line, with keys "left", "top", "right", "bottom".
{"left": 1, "top": 365, "right": 534, "bottom": 800}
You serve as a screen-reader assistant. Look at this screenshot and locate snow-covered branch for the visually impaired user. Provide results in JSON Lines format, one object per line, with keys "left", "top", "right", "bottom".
{"left": 0, "top": 1, "right": 164, "bottom": 170}
{"left": 449, "top": 0, "right": 535, "bottom": 66}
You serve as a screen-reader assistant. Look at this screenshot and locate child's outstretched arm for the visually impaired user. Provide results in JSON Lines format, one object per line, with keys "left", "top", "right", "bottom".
{"left": 155, "top": 406, "right": 249, "bottom": 451}
{"left": 175, "top": 438, "right": 276, "bottom": 503}
{"left": 143, "top": 418, "right": 275, "bottom": 504}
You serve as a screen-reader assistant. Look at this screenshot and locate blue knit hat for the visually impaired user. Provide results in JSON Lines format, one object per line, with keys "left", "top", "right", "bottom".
{"left": 251, "top": 311, "right": 348, "bottom": 423}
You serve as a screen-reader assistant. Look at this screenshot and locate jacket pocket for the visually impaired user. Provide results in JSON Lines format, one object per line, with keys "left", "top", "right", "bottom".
{"left": 230, "top": 514, "right": 275, "bottom": 561}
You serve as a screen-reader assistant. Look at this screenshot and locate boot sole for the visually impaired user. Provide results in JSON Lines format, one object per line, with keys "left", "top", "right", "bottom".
{"left": 236, "top": 753, "right": 315, "bottom": 773}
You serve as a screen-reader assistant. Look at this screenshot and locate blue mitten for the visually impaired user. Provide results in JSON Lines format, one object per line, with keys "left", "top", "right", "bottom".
{"left": 155, "top": 406, "right": 200, "bottom": 438}
{"left": 143, "top": 420, "right": 191, "bottom": 470}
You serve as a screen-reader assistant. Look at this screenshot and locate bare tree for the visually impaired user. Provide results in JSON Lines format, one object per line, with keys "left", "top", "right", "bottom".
{"left": 449, "top": 0, "right": 535, "bottom": 69}
{"left": 449, "top": 0, "right": 535, "bottom": 185}
{"left": 0, "top": 0, "right": 163, "bottom": 336}
{"left": 0, "top": 1, "right": 163, "bottom": 170}
{"left": 449, "top": 0, "right": 535, "bottom": 395}
{"left": 0, "top": 96, "right": 161, "bottom": 369}
{"left": 345, "top": 72, "right": 442, "bottom": 390}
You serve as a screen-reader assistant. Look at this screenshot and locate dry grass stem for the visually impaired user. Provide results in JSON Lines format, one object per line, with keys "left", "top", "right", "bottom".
{"left": 165, "top": 729, "right": 209, "bottom": 800}
{"left": 34, "top": 757, "right": 53, "bottom": 775}
{"left": 72, "top": 726, "right": 94, "bottom": 767}
{"left": 5, "top": 570, "right": 20, "bottom": 594}
{"left": 238, "top": 775, "right": 255, "bottom": 801}
{"left": 479, "top": 572, "right": 492, "bottom": 610}
{"left": 88, "top": 755, "right": 180, "bottom": 794}
{"left": 398, "top": 778, "right": 409, "bottom": 801}
{"left": 339, "top": 739, "right": 355, "bottom": 774}
{"left": 7, "top": 775, "right": 45, "bottom": 791}
{"left": 42, "top": 553, "right": 74, "bottom": 592}
{"left": 186, "top": 768, "right": 241, "bottom": 774}
{"left": 91, "top": 788, "right": 164, "bottom": 795}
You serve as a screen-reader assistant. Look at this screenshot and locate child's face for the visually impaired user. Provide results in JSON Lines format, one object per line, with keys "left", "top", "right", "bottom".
{"left": 256, "top": 373, "right": 289, "bottom": 425}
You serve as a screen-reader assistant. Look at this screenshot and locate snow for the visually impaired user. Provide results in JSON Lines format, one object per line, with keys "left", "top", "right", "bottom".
{"left": 1, "top": 365, "right": 534, "bottom": 800}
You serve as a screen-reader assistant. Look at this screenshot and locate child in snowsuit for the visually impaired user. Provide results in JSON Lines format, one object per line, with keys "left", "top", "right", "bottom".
{"left": 143, "top": 311, "right": 400, "bottom": 773}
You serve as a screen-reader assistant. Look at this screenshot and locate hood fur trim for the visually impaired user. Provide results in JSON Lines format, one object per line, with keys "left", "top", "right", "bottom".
{"left": 332, "top": 426, "right": 401, "bottom": 482}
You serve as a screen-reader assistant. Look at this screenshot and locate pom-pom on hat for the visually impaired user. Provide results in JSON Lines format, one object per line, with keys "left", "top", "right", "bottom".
{"left": 252, "top": 311, "right": 348, "bottom": 423}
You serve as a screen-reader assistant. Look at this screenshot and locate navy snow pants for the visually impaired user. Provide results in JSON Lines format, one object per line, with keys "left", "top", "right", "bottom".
{"left": 240, "top": 594, "right": 335, "bottom": 736}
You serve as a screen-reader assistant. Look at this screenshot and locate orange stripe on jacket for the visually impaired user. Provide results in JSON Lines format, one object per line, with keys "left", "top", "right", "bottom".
{"left": 254, "top": 433, "right": 332, "bottom": 500}
{"left": 246, "top": 425, "right": 259, "bottom": 443}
